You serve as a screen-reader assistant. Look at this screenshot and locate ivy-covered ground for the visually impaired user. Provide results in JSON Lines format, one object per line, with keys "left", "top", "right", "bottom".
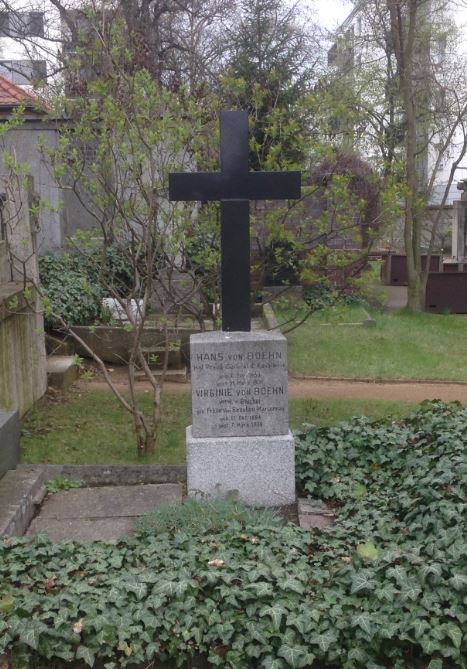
{"left": 1, "top": 401, "right": 466, "bottom": 669}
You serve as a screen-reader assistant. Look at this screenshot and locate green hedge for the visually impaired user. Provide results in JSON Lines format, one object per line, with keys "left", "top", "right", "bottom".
{"left": 0, "top": 401, "right": 466, "bottom": 668}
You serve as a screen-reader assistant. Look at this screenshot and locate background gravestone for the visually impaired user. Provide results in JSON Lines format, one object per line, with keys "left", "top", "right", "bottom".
{"left": 0, "top": 411, "right": 20, "bottom": 479}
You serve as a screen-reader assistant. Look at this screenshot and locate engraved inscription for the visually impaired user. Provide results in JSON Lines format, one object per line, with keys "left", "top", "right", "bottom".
{"left": 191, "top": 337, "right": 289, "bottom": 438}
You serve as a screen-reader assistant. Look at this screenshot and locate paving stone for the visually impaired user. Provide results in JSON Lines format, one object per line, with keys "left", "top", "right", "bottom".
{"left": 26, "top": 483, "right": 183, "bottom": 542}
{"left": 297, "top": 498, "right": 335, "bottom": 530}
{"left": 35, "top": 483, "right": 182, "bottom": 519}
{"left": 26, "top": 517, "right": 138, "bottom": 543}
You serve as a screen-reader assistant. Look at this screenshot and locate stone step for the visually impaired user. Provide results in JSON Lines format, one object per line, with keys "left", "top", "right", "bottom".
{"left": 46, "top": 355, "right": 78, "bottom": 390}
{"left": 0, "top": 465, "right": 46, "bottom": 536}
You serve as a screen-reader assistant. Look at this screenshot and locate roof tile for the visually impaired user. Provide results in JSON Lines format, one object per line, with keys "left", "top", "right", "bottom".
{"left": 0, "top": 73, "right": 39, "bottom": 107}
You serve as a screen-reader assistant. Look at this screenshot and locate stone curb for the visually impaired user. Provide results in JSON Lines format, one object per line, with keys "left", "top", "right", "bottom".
{"left": 0, "top": 465, "right": 46, "bottom": 537}
{"left": 41, "top": 464, "right": 187, "bottom": 486}
{"left": 0, "top": 465, "right": 187, "bottom": 537}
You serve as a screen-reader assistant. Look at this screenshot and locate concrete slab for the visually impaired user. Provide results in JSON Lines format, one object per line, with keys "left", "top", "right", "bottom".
{"left": 26, "top": 483, "right": 183, "bottom": 542}
{"left": 47, "top": 356, "right": 78, "bottom": 390}
{"left": 26, "top": 517, "right": 138, "bottom": 543}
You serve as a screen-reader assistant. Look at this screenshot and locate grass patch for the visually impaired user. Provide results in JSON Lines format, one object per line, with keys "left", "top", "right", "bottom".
{"left": 284, "top": 304, "right": 467, "bottom": 381}
{"left": 21, "top": 389, "right": 414, "bottom": 465}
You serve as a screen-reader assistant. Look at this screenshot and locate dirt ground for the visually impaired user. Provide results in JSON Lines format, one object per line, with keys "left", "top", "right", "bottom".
{"left": 77, "top": 364, "right": 467, "bottom": 404}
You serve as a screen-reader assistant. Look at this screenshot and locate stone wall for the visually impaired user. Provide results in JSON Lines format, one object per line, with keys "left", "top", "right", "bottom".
{"left": 0, "top": 179, "right": 47, "bottom": 416}
{"left": 0, "top": 284, "right": 47, "bottom": 415}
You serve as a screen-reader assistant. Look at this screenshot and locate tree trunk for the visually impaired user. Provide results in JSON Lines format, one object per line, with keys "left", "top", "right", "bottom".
{"left": 387, "top": 0, "right": 427, "bottom": 311}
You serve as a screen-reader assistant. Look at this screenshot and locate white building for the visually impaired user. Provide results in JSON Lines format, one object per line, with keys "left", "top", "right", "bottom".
{"left": 0, "top": 1, "right": 63, "bottom": 88}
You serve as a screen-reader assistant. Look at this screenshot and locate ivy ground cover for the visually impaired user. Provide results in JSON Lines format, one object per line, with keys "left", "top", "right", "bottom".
{"left": 1, "top": 401, "right": 466, "bottom": 668}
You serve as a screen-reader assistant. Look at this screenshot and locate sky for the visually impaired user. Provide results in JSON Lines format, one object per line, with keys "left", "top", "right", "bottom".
{"left": 313, "top": 0, "right": 354, "bottom": 29}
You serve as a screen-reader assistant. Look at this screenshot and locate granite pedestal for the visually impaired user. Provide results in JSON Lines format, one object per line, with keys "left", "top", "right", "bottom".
{"left": 0, "top": 411, "right": 20, "bottom": 479}
{"left": 187, "top": 331, "right": 295, "bottom": 506}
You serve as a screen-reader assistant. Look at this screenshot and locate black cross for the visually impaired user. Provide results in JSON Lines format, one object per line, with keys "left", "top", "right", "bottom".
{"left": 169, "top": 110, "right": 301, "bottom": 331}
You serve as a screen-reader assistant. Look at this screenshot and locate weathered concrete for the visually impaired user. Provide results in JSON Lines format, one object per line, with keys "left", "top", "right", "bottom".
{"left": 0, "top": 176, "right": 47, "bottom": 415}
{"left": 190, "top": 330, "right": 289, "bottom": 438}
{"left": 0, "top": 283, "right": 47, "bottom": 415}
{"left": 46, "top": 355, "right": 78, "bottom": 390}
{"left": 0, "top": 410, "right": 19, "bottom": 478}
{"left": 186, "top": 426, "right": 295, "bottom": 506}
{"left": 0, "top": 240, "right": 10, "bottom": 283}
{"left": 0, "top": 465, "right": 46, "bottom": 537}
{"left": 71, "top": 325, "right": 197, "bottom": 365}
{"left": 26, "top": 483, "right": 183, "bottom": 542}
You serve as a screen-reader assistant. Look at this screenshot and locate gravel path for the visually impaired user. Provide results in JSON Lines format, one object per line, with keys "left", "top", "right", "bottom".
{"left": 77, "top": 372, "right": 467, "bottom": 404}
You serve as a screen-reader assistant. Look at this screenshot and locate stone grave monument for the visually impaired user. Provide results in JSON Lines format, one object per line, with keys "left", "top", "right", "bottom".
{"left": 170, "top": 111, "right": 300, "bottom": 506}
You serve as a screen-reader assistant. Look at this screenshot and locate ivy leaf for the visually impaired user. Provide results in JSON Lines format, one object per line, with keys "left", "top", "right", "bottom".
{"left": 446, "top": 623, "right": 463, "bottom": 649}
{"left": 76, "top": 644, "right": 96, "bottom": 667}
{"left": 427, "top": 659, "right": 443, "bottom": 669}
{"left": 420, "top": 563, "right": 443, "bottom": 581}
{"left": 247, "top": 582, "right": 274, "bottom": 597}
{"left": 411, "top": 619, "right": 430, "bottom": 639}
{"left": 0, "top": 596, "right": 14, "bottom": 614}
{"left": 261, "top": 657, "right": 285, "bottom": 669}
{"left": 375, "top": 583, "right": 396, "bottom": 603}
{"left": 350, "top": 570, "right": 377, "bottom": 594}
{"left": 449, "top": 573, "right": 467, "bottom": 591}
{"left": 351, "top": 483, "right": 367, "bottom": 498}
{"left": 19, "top": 626, "right": 40, "bottom": 650}
{"left": 309, "top": 630, "right": 337, "bottom": 653}
{"left": 259, "top": 605, "right": 287, "bottom": 631}
{"left": 277, "top": 644, "right": 309, "bottom": 668}
{"left": 156, "top": 580, "right": 189, "bottom": 597}
{"left": 400, "top": 579, "right": 422, "bottom": 602}
{"left": 125, "top": 582, "right": 147, "bottom": 600}
{"left": 277, "top": 577, "right": 305, "bottom": 595}
{"left": 352, "top": 612, "right": 373, "bottom": 636}
{"left": 356, "top": 541, "right": 379, "bottom": 561}
{"left": 387, "top": 565, "right": 407, "bottom": 585}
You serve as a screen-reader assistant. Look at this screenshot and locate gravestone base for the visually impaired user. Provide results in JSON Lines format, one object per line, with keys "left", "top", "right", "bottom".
{"left": 186, "top": 426, "right": 295, "bottom": 507}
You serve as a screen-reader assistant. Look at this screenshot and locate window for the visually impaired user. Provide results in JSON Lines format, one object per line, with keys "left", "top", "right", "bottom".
{"left": 0, "top": 11, "right": 44, "bottom": 38}
{"left": 0, "top": 60, "right": 47, "bottom": 84}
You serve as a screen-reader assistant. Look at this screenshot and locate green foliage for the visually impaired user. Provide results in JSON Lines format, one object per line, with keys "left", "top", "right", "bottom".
{"left": 45, "top": 478, "right": 84, "bottom": 494}
{"left": 39, "top": 245, "right": 134, "bottom": 328}
{"left": 136, "top": 497, "right": 282, "bottom": 536}
{"left": 296, "top": 400, "right": 467, "bottom": 667}
{"left": 2, "top": 401, "right": 466, "bottom": 668}
{"left": 39, "top": 254, "right": 104, "bottom": 327}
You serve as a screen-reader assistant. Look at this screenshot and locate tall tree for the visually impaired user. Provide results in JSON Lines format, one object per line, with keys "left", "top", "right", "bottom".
{"left": 327, "top": 0, "right": 467, "bottom": 311}
{"left": 223, "top": 0, "right": 320, "bottom": 169}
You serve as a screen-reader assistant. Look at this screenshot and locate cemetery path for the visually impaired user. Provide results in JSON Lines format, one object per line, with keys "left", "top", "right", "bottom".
{"left": 78, "top": 372, "right": 467, "bottom": 404}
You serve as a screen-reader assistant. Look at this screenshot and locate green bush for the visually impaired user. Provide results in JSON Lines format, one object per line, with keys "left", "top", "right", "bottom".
{"left": 39, "top": 246, "right": 134, "bottom": 327}
{"left": 39, "top": 254, "right": 104, "bottom": 327}
{"left": 0, "top": 402, "right": 465, "bottom": 668}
